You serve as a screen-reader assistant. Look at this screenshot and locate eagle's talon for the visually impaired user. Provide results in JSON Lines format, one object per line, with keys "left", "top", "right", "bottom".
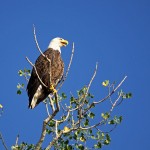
{"left": 50, "top": 84, "right": 57, "bottom": 94}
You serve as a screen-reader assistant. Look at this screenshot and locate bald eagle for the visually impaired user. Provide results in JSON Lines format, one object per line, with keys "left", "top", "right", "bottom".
{"left": 27, "top": 37, "right": 68, "bottom": 109}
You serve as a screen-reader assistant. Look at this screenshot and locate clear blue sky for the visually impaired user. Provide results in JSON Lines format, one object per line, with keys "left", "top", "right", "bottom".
{"left": 0, "top": 0, "right": 150, "bottom": 149}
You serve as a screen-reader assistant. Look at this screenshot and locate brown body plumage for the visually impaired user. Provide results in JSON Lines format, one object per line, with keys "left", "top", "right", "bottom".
{"left": 26, "top": 37, "right": 68, "bottom": 109}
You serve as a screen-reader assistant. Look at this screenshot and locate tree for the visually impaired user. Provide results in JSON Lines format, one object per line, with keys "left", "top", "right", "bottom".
{"left": 1, "top": 26, "right": 132, "bottom": 150}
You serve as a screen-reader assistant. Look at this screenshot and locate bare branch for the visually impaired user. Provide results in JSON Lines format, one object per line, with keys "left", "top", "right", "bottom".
{"left": 35, "top": 93, "right": 60, "bottom": 150}
{"left": 33, "top": 24, "right": 45, "bottom": 57}
{"left": 57, "top": 42, "right": 75, "bottom": 91}
{"left": 26, "top": 57, "right": 47, "bottom": 88}
{"left": 69, "top": 63, "right": 99, "bottom": 113}
{"left": 15, "top": 134, "right": 19, "bottom": 146}
{"left": 48, "top": 95, "right": 55, "bottom": 113}
{"left": 95, "top": 75, "right": 127, "bottom": 104}
{"left": 45, "top": 103, "right": 50, "bottom": 117}
{"left": 46, "top": 127, "right": 76, "bottom": 150}
{"left": 52, "top": 110, "right": 70, "bottom": 124}
{"left": 108, "top": 84, "right": 113, "bottom": 105}
{"left": 86, "top": 62, "right": 98, "bottom": 95}
{"left": 0, "top": 132, "right": 8, "bottom": 150}
{"left": 55, "top": 121, "right": 58, "bottom": 138}
{"left": 79, "top": 120, "right": 105, "bottom": 130}
{"left": 110, "top": 92, "right": 122, "bottom": 112}
{"left": 83, "top": 76, "right": 127, "bottom": 115}
{"left": 45, "top": 130, "right": 63, "bottom": 150}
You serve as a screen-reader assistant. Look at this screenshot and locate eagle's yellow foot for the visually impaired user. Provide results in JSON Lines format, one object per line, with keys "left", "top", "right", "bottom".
{"left": 50, "top": 84, "right": 57, "bottom": 94}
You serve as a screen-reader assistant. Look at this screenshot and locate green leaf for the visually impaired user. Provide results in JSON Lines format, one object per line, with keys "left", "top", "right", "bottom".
{"left": 108, "top": 120, "right": 115, "bottom": 125}
{"left": 109, "top": 116, "right": 123, "bottom": 125}
{"left": 88, "top": 112, "right": 95, "bottom": 119}
{"left": 17, "top": 90, "right": 21, "bottom": 95}
{"left": 104, "top": 139, "right": 110, "bottom": 145}
{"left": 66, "top": 145, "right": 73, "bottom": 150}
{"left": 84, "top": 99, "right": 89, "bottom": 104}
{"left": 24, "top": 69, "right": 31, "bottom": 73}
{"left": 114, "top": 116, "right": 123, "bottom": 124}
{"left": 80, "top": 136, "right": 86, "bottom": 142}
{"left": 122, "top": 92, "right": 132, "bottom": 99}
{"left": 64, "top": 139, "right": 69, "bottom": 144}
{"left": 48, "top": 120, "right": 55, "bottom": 127}
{"left": 101, "top": 133, "right": 105, "bottom": 140}
{"left": 125, "top": 93, "right": 132, "bottom": 99}
{"left": 102, "top": 80, "right": 109, "bottom": 87}
{"left": 62, "top": 93, "right": 67, "bottom": 99}
{"left": 18, "top": 70, "right": 23, "bottom": 76}
{"left": 91, "top": 135, "right": 96, "bottom": 139}
{"left": 46, "top": 129, "right": 52, "bottom": 134}
{"left": 88, "top": 93, "right": 94, "bottom": 98}
{"left": 96, "top": 131, "right": 105, "bottom": 140}
{"left": 89, "top": 129, "right": 92, "bottom": 134}
{"left": 17, "top": 83, "right": 24, "bottom": 90}
{"left": 61, "top": 115, "right": 66, "bottom": 120}
{"left": 101, "top": 112, "right": 110, "bottom": 120}
{"left": 94, "top": 142, "right": 102, "bottom": 149}
{"left": 104, "top": 134, "right": 111, "bottom": 145}
{"left": 78, "top": 144, "right": 84, "bottom": 150}
{"left": 78, "top": 87, "right": 87, "bottom": 96}
{"left": 17, "top": 84, "right": 21, "bottom": 89}
{"left": 84, "top": 118, "right": 89, "bottom": 126}
{"left": 119, "top": 116, "right": 123, "bottom": 123}
{"left": 21, "top": 84, "right": 24, "bottom": 87}
{"left": 70, "top": 96, "right": 76, "bottom": 104}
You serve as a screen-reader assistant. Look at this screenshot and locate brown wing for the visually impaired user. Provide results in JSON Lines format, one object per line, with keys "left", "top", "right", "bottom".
{"left": 27, "top": 48, "right": 64, "bottom": 108}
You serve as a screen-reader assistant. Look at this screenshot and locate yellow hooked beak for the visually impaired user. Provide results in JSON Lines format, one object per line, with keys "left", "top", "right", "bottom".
{"left": 61, "top": 39, "right": 69, "bottom": 47}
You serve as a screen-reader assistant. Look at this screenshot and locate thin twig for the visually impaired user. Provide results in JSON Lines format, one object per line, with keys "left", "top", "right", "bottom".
{"left": 33, "top": 24, "right": 45, "bottom": 57}
{"left": 26, "top": 56, "right": 47, "bottom": 88}
{"left": 48, "top": 95, "right": 55, "bottom": 112}
{"left": 0, "top": 132, "right": 8, "bottom": 150}
{"left": 83, "top": 76, "right": 127, "bottom": 115}
{"left": 45, "top": 130, "right": 63, "bottom": 150}
{"left": 108, "top": 84, "right": 113, "bottom": 105}
{"left": 79, "top": 120, "right": 105, "bottom": 130}
{"left": 86, "top": 62, "right": 98, "bottom": 95}
{"left": 15, "top": 134, "right": 19, "bottom": 146}
{"left": 52, "top": 110, "right": 70, "bottom": 124}
{"left": 95, "top": 76, "right": 127, "bottom": 104}
{"left": 55, "top": 121, "right": 58, "bottom": 138}
{"left": 110, "top": 93, "right": 122, "bottom": 112}
{"left": 45, "top": 103, "right": 50, "bottom": 117}
{"left": 57, "top": 42, "right": 75, "bottom": 91}
{"left": 76, "top": 63, "right": 98, "bottom": 112}
{"left": 116, "top": 98, "right": 124, "bottom": 107}
{"left": 0, "top": 107, "right": 3, "bottom": 117}
{"left": 103, "top": 124, "right": 117, "bottom": 134}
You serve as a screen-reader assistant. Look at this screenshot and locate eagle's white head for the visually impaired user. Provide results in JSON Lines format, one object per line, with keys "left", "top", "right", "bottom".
{"left": 48, "top": 37, "right": 68, "bottom": 53}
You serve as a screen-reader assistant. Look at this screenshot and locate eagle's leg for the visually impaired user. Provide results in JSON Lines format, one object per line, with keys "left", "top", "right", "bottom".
{"left": 49, "top": 83, "right": 57, "bottom": 94}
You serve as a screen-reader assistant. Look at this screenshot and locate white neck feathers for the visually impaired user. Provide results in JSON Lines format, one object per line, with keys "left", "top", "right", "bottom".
{"left": 48, "top": 42, "right": 61, "bottom": 53}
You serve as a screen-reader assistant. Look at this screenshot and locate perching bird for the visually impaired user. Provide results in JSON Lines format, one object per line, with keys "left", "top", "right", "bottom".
{"left": 27, "top": 37, "right": 68, "bottom": 109}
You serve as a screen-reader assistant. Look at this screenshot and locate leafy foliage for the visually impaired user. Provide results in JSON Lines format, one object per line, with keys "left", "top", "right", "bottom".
{"left": 14, "top": 69, "right": 132, "bottom": 150}
{"left": 11, "top": 142, "right": 35, "bottom": 150}
{"left": 17, "top": 69, "right": 31, "bottom": 95}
